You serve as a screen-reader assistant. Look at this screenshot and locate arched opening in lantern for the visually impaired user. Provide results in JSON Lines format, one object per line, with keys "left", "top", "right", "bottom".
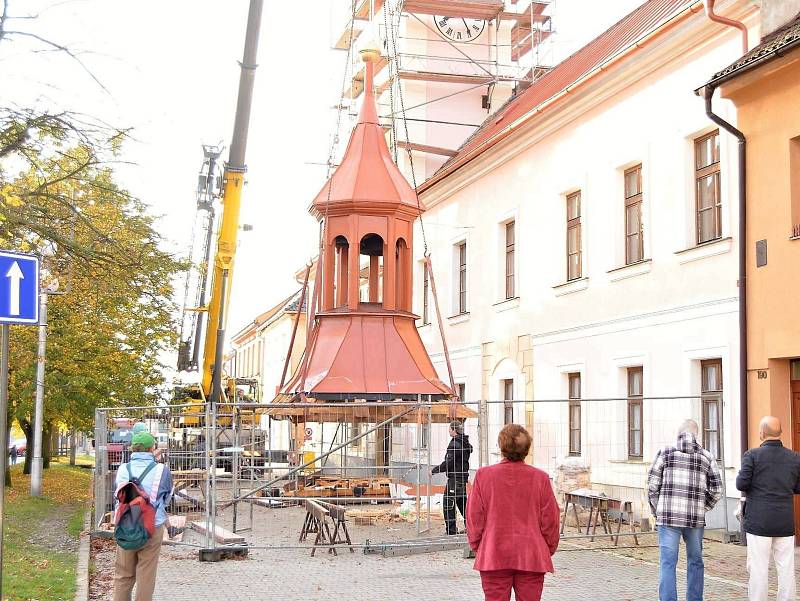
{"left": 333, "top": 235, "right": 349, "bottom": 308}
{"left": 395, "top": 237, "right": 410, "bottom": 311}
{"left": 359, "top": 233, "right": 384, "bottom": 304}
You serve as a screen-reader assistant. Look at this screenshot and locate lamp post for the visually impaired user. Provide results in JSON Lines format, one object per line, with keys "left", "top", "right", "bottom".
{"left": 30, "top": 246, "right": 59, "bottom": 498}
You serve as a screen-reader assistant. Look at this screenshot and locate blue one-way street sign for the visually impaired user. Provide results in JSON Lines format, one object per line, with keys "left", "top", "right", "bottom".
{"left": 0, "top": 251, "right": 40, "bottom": 325}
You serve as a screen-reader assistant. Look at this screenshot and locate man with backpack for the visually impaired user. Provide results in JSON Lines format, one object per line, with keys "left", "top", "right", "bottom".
{"left": 113, "top": 428, "right": 172, "bottom": 601}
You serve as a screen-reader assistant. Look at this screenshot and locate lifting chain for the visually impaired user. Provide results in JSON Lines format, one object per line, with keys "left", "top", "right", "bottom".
{"left": 389, "top": 0, "right": 429, "bottom": 257}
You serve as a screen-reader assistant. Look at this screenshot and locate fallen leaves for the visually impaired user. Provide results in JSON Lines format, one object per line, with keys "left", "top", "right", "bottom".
{"left": 5, "top": 463, "right": 92, "bottom": 505}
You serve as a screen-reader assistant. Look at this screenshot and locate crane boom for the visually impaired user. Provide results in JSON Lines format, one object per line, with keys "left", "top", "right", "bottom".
{"left": 201, "top": 0, "right": 264, "bottom": 401}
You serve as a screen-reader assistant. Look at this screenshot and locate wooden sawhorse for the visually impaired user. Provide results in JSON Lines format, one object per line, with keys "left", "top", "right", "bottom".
{"left": 299, "top": 499, "right": 354, "bottom": 556}
{"left": 561, "top": 490, "right": 639, "bottom": 546}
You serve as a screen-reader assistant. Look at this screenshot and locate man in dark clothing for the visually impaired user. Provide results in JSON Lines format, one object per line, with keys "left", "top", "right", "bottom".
{"left": 736, "top": 415, "right": 800, "bottom": 601}
{"left": 9, "top": 445, "right": 17, "bottom": 465}
{"left": 432, "top": 420, "right": 472, "bottom": 535}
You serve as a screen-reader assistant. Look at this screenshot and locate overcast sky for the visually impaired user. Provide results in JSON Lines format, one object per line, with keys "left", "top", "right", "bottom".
{"left": 3, "top": 0, "right": 647, "bottom": 362}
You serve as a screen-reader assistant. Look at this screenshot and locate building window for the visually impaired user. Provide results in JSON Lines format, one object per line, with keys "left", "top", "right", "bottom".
{"left": 456, "top": 382, "right": 466, "bottom": 401}
{"left": 627, "top": 367, "right": 643, "bottom": 459}
{"left": 701, "top": 359, "right": 722, "bottom": 459}
{"left": 420, "top": 421, "right": 430, "bottom": 449}
{"left": 566, "top": 191, "right": 582, "bottom": 281}
{"left": 505, "top": 221, "right": 515, "bottom": 299}
{"left": 458, "top": 241, "right": 467, "bottom": 314}
{"left": 503, "top": 379, "right": 514, "bottom": 425}
{"left": 349, "top": 423, "right": 363, "bottom": 449}
{"left": 624, "top": 165, "right": 644, "bottom": 264}
{"left": 695, "top": 130, "right": 721, "bottom": 244}
{"left": 422, "top": 263, "right": 430, "bottom": 325}
{"left": 568, "top": 373, "right": 581, "bottom": 456}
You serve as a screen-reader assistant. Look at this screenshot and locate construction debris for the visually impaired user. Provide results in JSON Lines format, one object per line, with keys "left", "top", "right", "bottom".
{"left": 189, "top": 521, "right": 246, "bottom": 545}
{"left": 554, "top": 457, "right": 591, "bottom": 496}
{"left": 283, "top": 475, "right": 393, "bottom": 500}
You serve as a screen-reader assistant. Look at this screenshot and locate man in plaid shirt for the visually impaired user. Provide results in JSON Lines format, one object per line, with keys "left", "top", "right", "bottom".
{"left": 647, "top": 419, "right": 722, "bottom": 601}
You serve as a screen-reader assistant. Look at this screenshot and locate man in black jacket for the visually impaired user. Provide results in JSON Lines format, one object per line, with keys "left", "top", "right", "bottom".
{"left": 432, "top": 420, "right": 472, "bottom": 535}
{"left": 736, "top": 415, "right": 800, "bottom": 601}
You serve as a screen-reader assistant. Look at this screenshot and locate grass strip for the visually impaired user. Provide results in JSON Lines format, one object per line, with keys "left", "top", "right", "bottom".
{"left": 3, "top": 462, "right": 92, "bottom": 601}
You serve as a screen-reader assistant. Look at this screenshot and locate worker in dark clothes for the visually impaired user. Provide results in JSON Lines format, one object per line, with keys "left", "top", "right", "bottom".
{"left": 432, "top": 420, "right": 472, "bottom": 535}
{"left": 736, "top": 415, "right": 800, "bottom": 601}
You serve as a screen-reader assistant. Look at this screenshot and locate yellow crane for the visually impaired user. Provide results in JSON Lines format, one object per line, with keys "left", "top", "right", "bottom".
{"left": 177, "top": 0, "right": 263, "bottom": 421}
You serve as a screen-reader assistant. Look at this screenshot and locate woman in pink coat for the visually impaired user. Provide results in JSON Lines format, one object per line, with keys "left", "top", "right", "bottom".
{"left": 467, "top": 424, "right": 560, "bottom": 601}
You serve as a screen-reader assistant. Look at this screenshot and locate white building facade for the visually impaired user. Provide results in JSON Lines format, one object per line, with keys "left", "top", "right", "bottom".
{"left": 413, "top": 0, "right": 758, "bottom": 525}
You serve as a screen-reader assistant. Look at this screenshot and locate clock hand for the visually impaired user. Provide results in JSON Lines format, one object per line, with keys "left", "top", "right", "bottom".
{"left": 462, "top": 18, "right": 470, "bottom": 32}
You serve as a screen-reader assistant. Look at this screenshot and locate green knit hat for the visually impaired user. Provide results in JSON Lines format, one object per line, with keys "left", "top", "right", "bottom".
{"left": 131, "top": 431, "right": 155, "bottom": 449}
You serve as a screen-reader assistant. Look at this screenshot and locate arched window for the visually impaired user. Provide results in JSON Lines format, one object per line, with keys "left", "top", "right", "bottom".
{"left": 359, "top": 233, "right": 384, "bottom": 304}
{"left": 395, "top": 238, "right": 409, "bottom": 311}
{"left": 333, "top": 236, "right": 349, "bottom": 308}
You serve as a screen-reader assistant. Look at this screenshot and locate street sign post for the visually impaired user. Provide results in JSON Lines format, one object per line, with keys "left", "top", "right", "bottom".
{"left": 0, "top": 251, "right": 40, "bottom": 325}
{"left": 0, "top": 250, "right": 40, "bottom": 600}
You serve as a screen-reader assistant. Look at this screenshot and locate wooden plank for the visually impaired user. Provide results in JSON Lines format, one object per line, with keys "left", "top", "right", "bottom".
{"left": 265, "top": 402, "right": 477, "bottom": 420}
{"left": 345, "top": 57, "right": 390, "bottom": 98}
{"left": 396, "top": 140, "right": 458, "bottom": 157}
{"left": 317, "top": 501, "right": 347, "bottom": 521}
{"left": 499, "top": 1, "right": 548, "bottom": 24}
{"left": 355, "top": 0, "right": 386, "bottom": 20}
{"left": 304, "top": 499, "right": 330, "bottom": 521}
{"left": 190, "top": 521, "right": 246, "bottom": 544}
{"left": 173, "top": 489, "right": 204, "bottom": 510}
{"left": 399, "top": 69, "right": 494, "bottom": 85}
{"left": 403, "top": 0, "right": 504, "bottom": 20}
{"left": 511, "top": 27, "right": 552, "bottom": 61}
{"left": 334, "top": 23, "right": 364, "bottom": 50}
{"left": 499, "top": 11, "right": 549, "bottom": 27}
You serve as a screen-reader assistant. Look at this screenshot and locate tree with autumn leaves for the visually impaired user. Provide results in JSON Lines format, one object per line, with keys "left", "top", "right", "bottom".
{"left": 0, "top": 112, "right": 184, "bottom": 479}
{"left": 1, "top": 141, "right": 184, "bottom": 477}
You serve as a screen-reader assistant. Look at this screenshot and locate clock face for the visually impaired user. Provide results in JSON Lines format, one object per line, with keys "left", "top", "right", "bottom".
{"left": 434, "top": 16, "right": 485, "bottom": 42}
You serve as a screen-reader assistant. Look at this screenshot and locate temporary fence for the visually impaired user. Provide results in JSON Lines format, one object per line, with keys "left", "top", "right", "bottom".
{"left": 93, "top": 395, "right": 734, "bottom": 556}
{"left": 93, "top": 404, "right": 211, "bottom": 529}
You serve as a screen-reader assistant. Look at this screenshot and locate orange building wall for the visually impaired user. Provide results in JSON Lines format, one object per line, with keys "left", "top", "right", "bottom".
{"left": 723, "top": 51, "right": 800, "bottom": 448}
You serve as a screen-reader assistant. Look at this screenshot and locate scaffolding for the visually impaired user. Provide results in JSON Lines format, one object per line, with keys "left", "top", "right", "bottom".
{"left": 329, "top": 0, "right": 555, "bottom": 172}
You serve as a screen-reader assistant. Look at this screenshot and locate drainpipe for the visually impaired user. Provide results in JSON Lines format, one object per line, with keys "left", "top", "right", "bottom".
{"left": 702, "top": 86, "right": 748, "bottom": 457}
{"left": 705, "top": 0, "right": 749, "bottom": 54}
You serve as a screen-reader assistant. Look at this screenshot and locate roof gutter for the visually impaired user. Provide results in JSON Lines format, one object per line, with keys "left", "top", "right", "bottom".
{"left": 705, "top": 0, "right": 749, "bottom": 54}
{"left": 699, "top": 33, "right": 800, "bottom": 90}
{"left": 418, "top": 2, "right": 705, "bottom": 194}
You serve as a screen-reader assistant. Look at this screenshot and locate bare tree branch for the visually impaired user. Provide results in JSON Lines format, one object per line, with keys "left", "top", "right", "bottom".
{"left": 3, "top": 30, "right": 110, "bottom": 94}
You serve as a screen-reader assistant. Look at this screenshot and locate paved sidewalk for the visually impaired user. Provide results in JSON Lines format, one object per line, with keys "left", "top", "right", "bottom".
{"left": 90, "top": 503, "right": 795, "bottom": 600}
{"left": 148, "top": 550, "right": 747, "bottom": 601}
{"left": 149, "top": 543, "right": 751, "bottom": 601}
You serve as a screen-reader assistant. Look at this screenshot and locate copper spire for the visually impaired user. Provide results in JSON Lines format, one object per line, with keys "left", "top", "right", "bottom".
{"left": 275, "top": 42, "right": 463, "bottom": 406}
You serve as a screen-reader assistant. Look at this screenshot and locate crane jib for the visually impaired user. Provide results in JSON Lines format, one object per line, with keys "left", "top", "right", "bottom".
{"left": 200, "top": 0, "right": 264, "bottom": 400}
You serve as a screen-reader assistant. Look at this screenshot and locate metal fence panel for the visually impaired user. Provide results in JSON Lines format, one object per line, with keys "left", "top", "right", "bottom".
{"left": 93, "top": 404, "right": 211, "bottom": 532}
{"left": 92, "top": 395, "right": 732, "bottom": 554}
